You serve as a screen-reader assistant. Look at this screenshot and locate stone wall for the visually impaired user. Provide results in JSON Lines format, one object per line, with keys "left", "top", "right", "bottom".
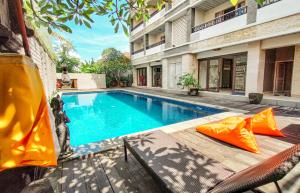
{"left": 56, "top": 73, "right": 107, "bottom": 90}
{"left": 292, "top": 45, "right": 300, "bottom": 97}
{"left": 172, "top": 16, "right": 188, "bottom": 46}
{"left": 28, "top": 37, "right": 56, "bottom": 97}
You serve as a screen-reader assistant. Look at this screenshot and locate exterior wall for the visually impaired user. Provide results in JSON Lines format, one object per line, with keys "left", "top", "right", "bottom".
{"left": 181, "top": 54, "right": 197, "bottom": 77}
{"left": 172, "top": 16, "right": 188, "bottom": 46}
{"left": 148, "top": 32, "right": 164, "bottom": 45}
{"left": 162, "top": 59, "right": 168, "bottom": 89}
{"left": 133, "top": 40, "right": 144, "bottom": 51}
{"left": 28, "top": 37, "right": 56, "bottom": 97}
{"left": 197, "top": 44, "right": 248, "bottom": 59}
{"left": 190, "top": 14, "right": 300, "bottom": 53}
{"left": 261, "top": 33, "right": 300, "bottom": 50}
{"left": 172, "top": 0, "right": 184, "bottom": 7}
{"left": 147, "top": 65, "right": 152, "bottom": 87}
{"left": 191, "top": 13, "right": 247, "bottom": 42}
{"left": 245, "top": 41, "right": 265, "bottom": 94}
{"left": 256, "top": 0, "right": 300, "bottom": 24}
{"left": 203, "top": 1, "right": 233, "bottom": 22}
{"left": 146, "top": 44, "right": 165, "bottom": 55}
{"left": 132, "top": 67, "right": 137, "bottom": 86}
{"left": 56, "top": 73, "right": 106, "bottom": 89}
{"left": 292, "top": 45, "right": 300, "bottom": 97}
{"left": 194, "top": 9, "right": 205, "bottom": 26}
{"left": 0, "top": 0, "right": 10, "bottom": 28}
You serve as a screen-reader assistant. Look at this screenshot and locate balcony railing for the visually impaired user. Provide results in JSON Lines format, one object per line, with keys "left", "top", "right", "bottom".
{"left": 192, "top": 6, "right": 247, "bottom": 33}
{"left": 131, "top": 22, "right": 143, "bottom": 32}
{"left": 146, "top": 39, "right": 165, "bottom": 49}
{"left": 149, "top": 5, "right": 166, "bottom": 18}
{"left": 258, "top": 0, "right": 281, "bottom": 8}
{"left": 132, "top": 48, "right": 144, "bottom": 55}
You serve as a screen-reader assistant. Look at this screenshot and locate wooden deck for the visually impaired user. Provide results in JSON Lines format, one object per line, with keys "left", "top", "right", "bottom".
{"left": 46, "top": 88, "right": 300, "bottom": 193}
{"left": 47, "top": 125, "right": 300, "bottom": 193}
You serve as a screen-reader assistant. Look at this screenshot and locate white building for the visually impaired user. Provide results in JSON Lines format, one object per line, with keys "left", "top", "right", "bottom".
{"left": 130, "top": 0, "right": 300, "bottom": 99}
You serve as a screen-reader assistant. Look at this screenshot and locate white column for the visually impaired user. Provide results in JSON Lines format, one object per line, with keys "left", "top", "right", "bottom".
{"left": 181, "top": 54, "right": 198, "bottom": 79}
{"left": 162, "top": 59, "right": 168, "bottom": 89}
{"left": 291, "top": 44, "right": 300, "bottom": 97}
{"left": 245, "top": 41, "right": 265, "bottom": 94}
{"left": 132, "top": 67, "right": 137, "bottom": 87}
{"left": 147, "top": 65, "right": 152, "bottom": 87}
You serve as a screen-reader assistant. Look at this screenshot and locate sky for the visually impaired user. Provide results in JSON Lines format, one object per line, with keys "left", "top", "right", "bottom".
{"left": 56, "top": 15, "right": 129, "bottom": 61}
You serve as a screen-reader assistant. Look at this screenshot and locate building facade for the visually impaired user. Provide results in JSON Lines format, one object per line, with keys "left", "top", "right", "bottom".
{"left": 130, "top": 0, "right": 300, "bottom": 98}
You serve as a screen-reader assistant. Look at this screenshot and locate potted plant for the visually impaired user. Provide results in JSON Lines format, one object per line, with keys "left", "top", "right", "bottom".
{"left": 120, "top": 76, "right": 128, "bottom": 87}
{"left": 177, "top": 73, "right": 199, "bottom": 96}
{"left": 248, "top": 93, "right": 264, "bottom": 104}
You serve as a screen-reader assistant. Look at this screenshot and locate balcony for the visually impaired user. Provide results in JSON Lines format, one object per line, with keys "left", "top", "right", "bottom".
{"left": 258, "top": 0, "right": 281, "bottom": 8}
{"left": 146, "top": 40, "right": 165, "bottom": 55}
{"left": 131, "top": 48, "right": 144, "bottom": 60}
{"left": 192, "top": 6, "right": 247, "bottom": 33}
{"left": 257, "top": 0, "right": 300, "bottom": 23}
{"left": 131, "top": 22, "right": 144, "bottom": 35}
{"left": 146, "top": 6, "right": 166, "bottom": 26}
{"left": 191, "top": 6, "right": 247, "bottom": 41}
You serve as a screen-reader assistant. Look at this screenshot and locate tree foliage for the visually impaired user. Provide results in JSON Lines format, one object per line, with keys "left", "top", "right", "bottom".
{"left": 55, "top": 40, "right": 80, "bottom": 73}
{"left": 24, "top": 0, "right": 169, "bottom": 35}
{"left": 80, "top": 59, "right": 103, "bottom": 73}
{"left": 23, "top": 0, "right": 267, "bottom": 35}
{"left": 100, "top": 48, "right": 132, "bottom": 86}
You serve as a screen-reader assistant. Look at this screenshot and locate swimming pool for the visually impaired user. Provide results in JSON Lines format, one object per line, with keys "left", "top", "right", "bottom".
{"left": 62, "top": 91, "right": 223, "bottom": 147}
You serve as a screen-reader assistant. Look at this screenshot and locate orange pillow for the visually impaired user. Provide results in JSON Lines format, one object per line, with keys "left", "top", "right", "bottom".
{"left": 196, "top": 117, "right": 260, "bottom": 153}
{"left": 252, "top": 108, "right": 284, "bottom": 137}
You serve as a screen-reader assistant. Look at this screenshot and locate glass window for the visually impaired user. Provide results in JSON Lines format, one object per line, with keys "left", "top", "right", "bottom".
{"left": 198, "top": 60, "right": 208, "bottom": 90}
{"left": 137, "top": 68, "right": 147, "bottom": 86}
{"left": 208, "top": 59, "right": 220, "bottom": 90}
{"left": 234, "top": 55, "right": 247, "bottom": 92}
{"left": 152, "top": 66, "right": 162, "bottom": 87}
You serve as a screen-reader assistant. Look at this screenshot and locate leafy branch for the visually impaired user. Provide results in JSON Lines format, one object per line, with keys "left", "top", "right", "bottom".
{"left": 24, "top": 0, "right": 266, "bottom": 35}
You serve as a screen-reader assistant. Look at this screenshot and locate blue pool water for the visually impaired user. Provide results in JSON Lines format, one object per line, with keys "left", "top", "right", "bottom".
{"left": 62, "top": 91, "right": 223, "bottom": 147}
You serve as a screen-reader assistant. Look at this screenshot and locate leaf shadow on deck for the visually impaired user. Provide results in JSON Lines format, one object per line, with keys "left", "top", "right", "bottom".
{"left": 126, "top": 132, "right": 235, "bottom": 193}
{"left": 273, "top": 124, "right": 300, "bottom": 145}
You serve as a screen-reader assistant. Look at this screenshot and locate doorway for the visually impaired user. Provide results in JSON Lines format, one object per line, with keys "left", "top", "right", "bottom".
{"left": 274, "top": 61, "right": 293, "bottom": 96}
{"left": 198, "top": 54, "right": 247, "bottom": 94}
{"left": 137, "top": 67, "right": 147, "bottom": 86}
{"left": 168, "top": 63, "right": 182, "bottom": 89}
{"left": 152, "top": 65, "right": 162, "bottom": 87}
{"left": 221, "top": 59, "right": 233, "bottom": 90}
{"left": 263, "top": 46, "right": 295, "bottom": 97}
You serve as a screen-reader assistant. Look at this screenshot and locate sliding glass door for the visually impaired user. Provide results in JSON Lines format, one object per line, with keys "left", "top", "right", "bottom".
{"left": 152, "top": 65, "right": 162, "bottom": 87}
{"left": 137, "top": 68, "right": 147, "bottom": 86}
{"left": 208, "top": 59, "right": 220, "bottom": 91}
{"left": 233, "top": 55, "right": 247, "bottom": 93}
{"left": 198, "top": 60, "right": 208, "bottom": 90}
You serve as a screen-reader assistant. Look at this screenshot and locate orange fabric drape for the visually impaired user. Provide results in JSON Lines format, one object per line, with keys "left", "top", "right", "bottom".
{"left": 0, "top": 54, "right": 57, "bottom": 171}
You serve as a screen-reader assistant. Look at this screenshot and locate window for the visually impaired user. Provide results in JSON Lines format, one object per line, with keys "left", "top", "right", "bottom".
{"left": 137, "top": 68, "right": 147, "bottom": 86}
{"left": 152, "top": 66, "right": 162, "bottom": 87}
{"left": 233, "top": 55, "right": 247, "bottom": 92}
{"left": 215, "top": 1, "right": 245, "bottom": 19}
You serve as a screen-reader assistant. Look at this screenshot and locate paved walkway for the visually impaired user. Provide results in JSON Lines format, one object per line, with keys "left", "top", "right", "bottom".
{"left": 46, "top": 88, "right": 300, "bottom": 193}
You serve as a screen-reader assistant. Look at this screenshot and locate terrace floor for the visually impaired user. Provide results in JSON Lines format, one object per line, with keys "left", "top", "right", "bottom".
{"left": 46, "top": 88, "right": 300, "bottom": 193}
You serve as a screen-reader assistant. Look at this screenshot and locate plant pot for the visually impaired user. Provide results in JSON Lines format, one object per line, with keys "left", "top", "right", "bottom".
{"left": 248, "top": 93, "right": 263, "bottom": 104}
{"left": 189, "top": 88, "right": 199, "bottom": 96}
{"left": 120, "top": 81, "right": 127, "bottom": 87}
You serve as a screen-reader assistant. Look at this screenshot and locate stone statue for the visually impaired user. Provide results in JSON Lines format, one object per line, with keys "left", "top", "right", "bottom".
{"left": 61, "top": 65, "right": 71, "bottom": 88}
{"left": 50, "top": 95, "right": 73, "bottom": 159}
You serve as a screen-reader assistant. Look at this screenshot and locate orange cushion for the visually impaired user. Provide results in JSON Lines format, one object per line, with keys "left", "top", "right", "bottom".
{"left": 252, "top": 108, "right": 284, "bottom": 137}
{"left": 196, "top": 117, "right": 260, "bottom": 153}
